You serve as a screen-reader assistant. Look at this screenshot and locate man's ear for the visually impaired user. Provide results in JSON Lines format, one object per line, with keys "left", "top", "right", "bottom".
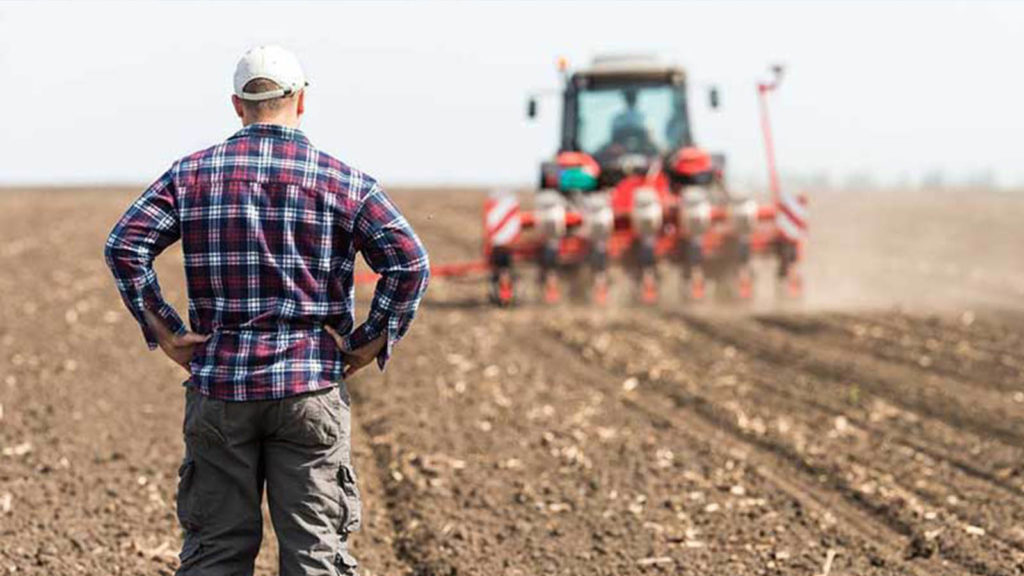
{"left": 231, "top": 95, "right": 245, "bottom": 120}
{"left": 296, "top": 90, "right": 305, "bottom": 117}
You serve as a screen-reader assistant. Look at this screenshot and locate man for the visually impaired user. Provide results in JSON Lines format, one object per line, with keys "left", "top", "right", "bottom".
{"left": 600, "top": 88, "right": 658, "bottom": 159}
{"left": 104, "top": 45, "right": 429, "bottom": 575}
{"left": 610, "top": 88, "right": 647, "bottom": 137}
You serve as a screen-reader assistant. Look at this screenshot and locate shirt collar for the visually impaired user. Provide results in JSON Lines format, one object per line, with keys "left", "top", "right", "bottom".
{"left": 229, "top": 123, "right": 310, "bottom": 144}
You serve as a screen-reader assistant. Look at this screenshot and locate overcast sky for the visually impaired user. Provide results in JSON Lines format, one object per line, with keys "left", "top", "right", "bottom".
{"left": 1, "top": 1, "right": 1022, "bottom": 188}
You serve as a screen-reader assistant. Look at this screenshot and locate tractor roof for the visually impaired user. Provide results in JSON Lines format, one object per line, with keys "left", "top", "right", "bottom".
{"left": 577, "top": 54, "right": 686, "bottom": 82}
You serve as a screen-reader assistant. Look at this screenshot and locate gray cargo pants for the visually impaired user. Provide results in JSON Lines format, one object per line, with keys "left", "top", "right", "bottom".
{"left": 175, "top": 386, "right": 361, "bottom": 576}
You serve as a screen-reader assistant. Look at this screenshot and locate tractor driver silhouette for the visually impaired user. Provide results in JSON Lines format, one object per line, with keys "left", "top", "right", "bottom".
{"left": 599, "top": 88, "right": 658, "bottom": 160}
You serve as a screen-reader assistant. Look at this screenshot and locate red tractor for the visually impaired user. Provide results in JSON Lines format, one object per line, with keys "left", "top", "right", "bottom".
{"left": 484, "top": 55, "right": 806, "bottom": 305}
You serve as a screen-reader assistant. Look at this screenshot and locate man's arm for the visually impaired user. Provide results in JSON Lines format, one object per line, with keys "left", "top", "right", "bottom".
{"left": 327, "top": 184, "right": 429, "bottom": 375}
{"left": 104, "top": 169, "right": 190, "bottom": 351}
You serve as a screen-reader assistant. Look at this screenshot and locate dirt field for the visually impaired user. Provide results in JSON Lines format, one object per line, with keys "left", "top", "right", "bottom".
{"left": 1, "top": 186, "right": 1023, "bottom": 575}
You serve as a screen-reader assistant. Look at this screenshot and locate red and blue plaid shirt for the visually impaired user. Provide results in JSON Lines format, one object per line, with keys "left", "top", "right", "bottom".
{"left": 105, "top": 123, "right": 429, "bottom": 401}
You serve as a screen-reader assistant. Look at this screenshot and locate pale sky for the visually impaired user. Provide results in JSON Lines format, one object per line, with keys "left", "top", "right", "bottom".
{"left": 1, "top": 1, "right": 1022, "bottom": 188}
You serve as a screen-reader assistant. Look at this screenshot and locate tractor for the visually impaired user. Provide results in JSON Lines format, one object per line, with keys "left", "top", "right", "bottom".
{"left": 483, "top": 55, "right": 806, "bottom": 305}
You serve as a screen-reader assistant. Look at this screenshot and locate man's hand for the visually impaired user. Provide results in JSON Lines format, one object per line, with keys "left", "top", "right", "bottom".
{"left": 143, "top": 309, "right": 209, "bottom": 371}
{"left": 324, "top": 325, "right": 386, "bottom": 378}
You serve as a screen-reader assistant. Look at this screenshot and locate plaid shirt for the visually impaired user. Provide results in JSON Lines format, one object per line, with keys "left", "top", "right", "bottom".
{"left": 105, "top": 123, "right": 429, "bottom": 401}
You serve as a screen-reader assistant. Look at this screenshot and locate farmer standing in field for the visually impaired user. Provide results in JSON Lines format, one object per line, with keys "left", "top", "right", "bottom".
{"left": 104, "top": 45, "right": 429, "bottom": 575}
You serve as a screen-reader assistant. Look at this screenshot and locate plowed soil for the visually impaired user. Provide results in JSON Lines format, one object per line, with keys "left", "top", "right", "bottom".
{"left": 1, "top": 186, "right": 1023, "bottom": 575}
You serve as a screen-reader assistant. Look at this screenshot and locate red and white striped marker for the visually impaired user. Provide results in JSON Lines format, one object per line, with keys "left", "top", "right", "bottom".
{"left": 775, "top": 188, "right": 807, "bottom": 242}
{"left": 484, "top": 191, "right": 521, "bottom": 248}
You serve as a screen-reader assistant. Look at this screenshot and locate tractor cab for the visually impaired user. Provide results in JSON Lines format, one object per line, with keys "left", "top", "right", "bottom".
{"left": 532, "top": 55, "right": 712, "bottom": 191}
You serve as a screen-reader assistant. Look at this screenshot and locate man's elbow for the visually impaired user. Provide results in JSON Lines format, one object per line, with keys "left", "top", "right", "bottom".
{"left": 103, "top": 231, "right": 133, "bottom": 273}
{"left": 416, "top": 253, "right": 431, "bottom": 286}
{"left": 103, "top": 235, "right": 119, "bottom": 271}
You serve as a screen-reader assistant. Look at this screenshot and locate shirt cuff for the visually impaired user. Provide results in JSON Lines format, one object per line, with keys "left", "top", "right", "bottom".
{"left": 139, "top": 297, "right": 187, "bottom": 350}
{"left": 339, "top": 317, "right": 399, "bottom": 370}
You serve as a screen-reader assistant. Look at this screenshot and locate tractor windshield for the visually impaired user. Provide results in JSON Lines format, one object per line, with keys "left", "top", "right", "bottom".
{"left": 575, "top": 83, "right": 687, "bottom": 160}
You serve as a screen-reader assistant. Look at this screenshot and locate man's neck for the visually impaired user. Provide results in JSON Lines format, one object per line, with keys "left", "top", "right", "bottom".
{"left": 242, "top": 117, "right": 300, "bottom": 129}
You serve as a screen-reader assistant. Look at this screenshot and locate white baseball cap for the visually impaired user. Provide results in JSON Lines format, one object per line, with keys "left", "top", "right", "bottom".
{"left": 233, "top": 45, "right": 308, "bottom": 102}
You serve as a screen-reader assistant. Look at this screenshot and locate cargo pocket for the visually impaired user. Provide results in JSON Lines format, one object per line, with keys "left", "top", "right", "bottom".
{"left": 176, "top": 459, "right": 203, "bottom": 567}
{"left": 337, "top": 464, "right": 362, "bottom": 534}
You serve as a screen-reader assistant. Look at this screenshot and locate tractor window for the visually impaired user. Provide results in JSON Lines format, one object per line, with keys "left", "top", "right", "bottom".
{"left": 576, "top": 85, "right": 685, "bottom": 157}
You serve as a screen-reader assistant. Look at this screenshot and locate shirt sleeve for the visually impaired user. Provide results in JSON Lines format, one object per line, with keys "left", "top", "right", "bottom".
{"left": 340, "top": 184, "right": 430, "bottom": 369}
{"left": 103, "top": 169, "right": 186, "bottom": 349}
